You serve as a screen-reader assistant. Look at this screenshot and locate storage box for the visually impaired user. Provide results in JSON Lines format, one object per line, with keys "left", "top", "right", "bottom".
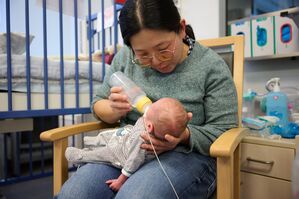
{"left": 274, "top": 15, "right": 299, "bottom": 55}
{"left": 251, "top": 16, "right": 276, "bottom": 57}
{"left": 230, "top": 20, "right": 252, "bottom": 58}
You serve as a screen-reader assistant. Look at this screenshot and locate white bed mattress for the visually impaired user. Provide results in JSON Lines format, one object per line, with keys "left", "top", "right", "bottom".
{"left": 0, "top": 54, "right": 109, "bottom": 93}
{"left": 0, "top": 54, "right": 108, "bottom": 111}
{"left": 0, "top": 92, "right": 93, "bottom": 111}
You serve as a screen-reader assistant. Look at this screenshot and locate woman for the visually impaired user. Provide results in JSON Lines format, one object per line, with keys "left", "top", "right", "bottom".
{"left": 58, "top": 0, "right": 238, "bottom": 198}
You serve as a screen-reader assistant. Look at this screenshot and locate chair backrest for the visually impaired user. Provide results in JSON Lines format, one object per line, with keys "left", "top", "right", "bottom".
{"left": 198, "top": 35, "right": 244, "bottom": 127}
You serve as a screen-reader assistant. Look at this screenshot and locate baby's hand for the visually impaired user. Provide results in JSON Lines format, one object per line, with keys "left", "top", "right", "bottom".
{"left": 106, "top": 179, "right": 124, "bottom": 192}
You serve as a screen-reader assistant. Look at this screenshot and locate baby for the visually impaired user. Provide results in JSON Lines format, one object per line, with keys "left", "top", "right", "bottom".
{"left": 65, "top": 97, "right": 191, "bottom": 191}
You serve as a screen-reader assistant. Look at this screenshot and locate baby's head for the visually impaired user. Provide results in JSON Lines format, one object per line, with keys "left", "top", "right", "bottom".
{"left": 144, "top": 98, "right": 189, "bottom": 140}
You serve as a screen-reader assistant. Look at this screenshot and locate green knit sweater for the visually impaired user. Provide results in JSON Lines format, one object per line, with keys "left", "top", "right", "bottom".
{"left": 92, "top": 42, "right": 238, "bottom": 156}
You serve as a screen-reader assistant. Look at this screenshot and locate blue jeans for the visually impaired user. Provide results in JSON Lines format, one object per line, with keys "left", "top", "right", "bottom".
{"left": 57, "top": 151, "right": 216, "bottom": 199}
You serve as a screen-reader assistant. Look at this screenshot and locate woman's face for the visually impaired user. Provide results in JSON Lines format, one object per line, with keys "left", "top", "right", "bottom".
{"left": 130, "top": 28, "right": 186, "bottom": 73}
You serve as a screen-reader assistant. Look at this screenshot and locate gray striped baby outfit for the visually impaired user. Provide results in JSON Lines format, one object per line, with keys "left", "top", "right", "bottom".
{"left": 65, "top": 117, "right": 154, "bottom": 177}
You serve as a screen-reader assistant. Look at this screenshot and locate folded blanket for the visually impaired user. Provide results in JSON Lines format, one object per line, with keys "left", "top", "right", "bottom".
{"left": 0, "top": 54, "right": 110, "bottom": 81}
{"left": 0, "top": 77, "right": 102, "bottom": 94}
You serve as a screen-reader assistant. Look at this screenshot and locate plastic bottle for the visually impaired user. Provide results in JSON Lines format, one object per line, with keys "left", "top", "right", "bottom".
{"left": 242, "top": 89, "right": 257, "bottom": 119}
{"left": 109, "top": 71, "right": 152, "bottom": 114}
{"left": 265, "top": 77, "right": 289, "bottom": 137}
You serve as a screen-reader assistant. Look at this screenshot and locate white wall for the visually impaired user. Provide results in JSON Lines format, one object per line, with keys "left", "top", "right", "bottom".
{"left": 244, "top": 59, "right": 299, "bottom": 95}
{"left": 180, "top": 0, "right": 226, "bottom": 39}
{"left": 0, "top": 0, "right": 5, "bottom": 32}
{"left": 1, "top": 0, "right": 82, "bottom": 56}
{"left": 244, "top": 58, "right": 299, "bottom": 115}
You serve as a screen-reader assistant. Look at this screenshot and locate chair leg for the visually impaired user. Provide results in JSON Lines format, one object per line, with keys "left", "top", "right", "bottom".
{"left": 53, "top": 138, "right": 68, "bottom": 196}
{"left": 216, "top": 146, "right": 241, "bottom": 199}
{"left": 216, "top": 157, "right": 233, "bottom": 199}
{"left": 233, "top": 145, "right": 241, "bottom": 199}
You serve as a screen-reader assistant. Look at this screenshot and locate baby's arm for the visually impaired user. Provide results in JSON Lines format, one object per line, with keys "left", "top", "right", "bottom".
{"left": 106, "top": 136, "right": 146, "bottom": 191}
{"left": 105, "top": 174, "right": 128, "bottom": 192}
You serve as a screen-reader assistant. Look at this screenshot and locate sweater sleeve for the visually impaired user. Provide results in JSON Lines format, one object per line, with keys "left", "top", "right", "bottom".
{"left": 177, "top": 52, "right": 238, "bottom": 156}
{"left": 90, "top": 47, "right": 129, "bottom": 120}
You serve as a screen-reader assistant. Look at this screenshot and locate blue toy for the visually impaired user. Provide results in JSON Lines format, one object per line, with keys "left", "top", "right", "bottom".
{"left": 286, "top": 122, "right": 299, "bottom": 138}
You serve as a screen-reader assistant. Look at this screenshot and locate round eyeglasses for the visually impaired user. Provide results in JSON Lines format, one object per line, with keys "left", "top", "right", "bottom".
{"left": 131, "top": 36, "right": 177, "bottom": 67}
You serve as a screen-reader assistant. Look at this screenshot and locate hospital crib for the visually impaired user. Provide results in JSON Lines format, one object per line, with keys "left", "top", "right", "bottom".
{"left": 0, "top": 0, "right": 123, "bottom": 187}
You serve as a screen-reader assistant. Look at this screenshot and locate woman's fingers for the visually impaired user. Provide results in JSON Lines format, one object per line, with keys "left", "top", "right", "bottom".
{"left": 164, "top": 133, "right": 181, "bottom": 144}
{"left": 110, "top": 100, "right": 131, "bottom": 110}
{"left": 108, "top": 87, "right": 132, "bottom": 115}
{"left": 141, "top": 132, "right": 164, "bottom": 146}
{"left": 140, "top": 132, "right": 176, "bottom": 153}
{"left": 110, "top": 86, "right": 122, "bottom": 92}
{"left": 142, "top": 132, "right": 177, "bottom": 147}
{"left": 140, "top": 143, "right": 165, "bottom": 155}
{"left": 109, "top": 93, "right": 128, "bottom": 103}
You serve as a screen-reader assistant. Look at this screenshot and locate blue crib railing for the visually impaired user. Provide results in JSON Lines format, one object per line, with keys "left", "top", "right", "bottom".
{"left": 0, "top": 0, "right": 123, "bottom": 187}
{"left": 0, "top": 0, "right": 122, "bottom": 119}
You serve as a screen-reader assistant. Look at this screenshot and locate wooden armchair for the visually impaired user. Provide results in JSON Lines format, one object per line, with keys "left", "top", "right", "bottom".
{"left": 40, "top": 35, "right": 248, "bottom": 199}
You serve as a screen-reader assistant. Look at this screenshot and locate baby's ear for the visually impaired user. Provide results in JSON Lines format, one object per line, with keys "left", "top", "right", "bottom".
{"left": 146, "top": 122, "right": 154, "bottom": 132}
{"left": 187, "top": 112, "right": 193, "bottom": 121}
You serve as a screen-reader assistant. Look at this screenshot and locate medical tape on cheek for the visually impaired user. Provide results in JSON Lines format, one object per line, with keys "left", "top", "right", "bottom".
{"left": 145, "top": 129, "right": 179, "bottom": 199}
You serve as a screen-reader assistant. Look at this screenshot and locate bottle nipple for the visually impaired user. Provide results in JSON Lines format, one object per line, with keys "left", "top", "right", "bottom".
{"left": 136, "top": 96, "right": 152, "bottom": 114}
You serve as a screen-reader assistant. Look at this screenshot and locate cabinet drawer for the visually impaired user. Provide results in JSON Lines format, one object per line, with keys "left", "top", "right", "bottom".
{"left": 241, "top": 143, "right": 294, "bottom": 180}
{"left": 241, "top": 172, "right": 292, "bottom": 199}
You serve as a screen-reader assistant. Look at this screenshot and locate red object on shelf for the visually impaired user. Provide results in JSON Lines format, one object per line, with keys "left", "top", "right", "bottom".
{"left": 105, "top": 54, "right": 115, "bottom": 65}
{"left": 115, "top": 0, "right": 126, "bottom": 4}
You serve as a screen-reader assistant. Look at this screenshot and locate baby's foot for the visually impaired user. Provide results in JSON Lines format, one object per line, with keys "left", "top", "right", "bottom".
{"left": 65, "top": 147, "right": 84, "bottom": 163}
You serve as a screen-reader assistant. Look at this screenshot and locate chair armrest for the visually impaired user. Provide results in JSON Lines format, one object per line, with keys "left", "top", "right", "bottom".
{"left": 40, "top": 121, "right": 120, "bottom": 195}
{"left": 210, "top": 127, "right": 249, "bottom": 157}
{"left": 40, "top": 121, "right": 120, "bottom": 142}
{"left": 211, "top": 127, "right": 248, "bottom": 199}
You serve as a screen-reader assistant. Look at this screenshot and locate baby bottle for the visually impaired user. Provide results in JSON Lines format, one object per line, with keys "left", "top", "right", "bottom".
{"left": 109, "top": 71, "right": 152, "bottom": 114}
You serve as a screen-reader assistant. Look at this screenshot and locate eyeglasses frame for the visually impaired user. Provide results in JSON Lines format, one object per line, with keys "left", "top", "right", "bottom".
{"left": 131, "top": 35, "right": 177, "bottom": 67}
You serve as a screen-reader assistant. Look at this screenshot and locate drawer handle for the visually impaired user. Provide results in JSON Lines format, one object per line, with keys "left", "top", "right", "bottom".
{"left": 246, "top": 157, "right": 274, "bottom": 165}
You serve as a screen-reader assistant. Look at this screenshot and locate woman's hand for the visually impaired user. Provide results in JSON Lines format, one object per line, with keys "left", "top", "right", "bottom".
{"left": 108, "top": 86, "right": 132, "bottom": 118}
{"left": 140, "top": 128, "right": 190, "bottom": 154}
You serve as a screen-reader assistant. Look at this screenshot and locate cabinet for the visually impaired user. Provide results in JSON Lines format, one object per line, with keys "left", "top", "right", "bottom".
{"left": 240, "top": 136, "right": 299, "bottom": 199}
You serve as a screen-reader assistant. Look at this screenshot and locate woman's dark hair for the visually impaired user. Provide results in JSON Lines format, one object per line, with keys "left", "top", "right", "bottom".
{"left": 119, "top": 0, "right": 195, "bottom": 47}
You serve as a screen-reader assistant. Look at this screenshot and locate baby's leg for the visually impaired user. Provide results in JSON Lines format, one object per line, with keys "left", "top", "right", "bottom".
{"left": 65, "top": 146, "right": 114, "bottom": 164}
{"left": 65, "top": 147, "right": 88, "bottom": 163}
{"left": 84, "top": 128, "right": 117, "bottom": 147}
